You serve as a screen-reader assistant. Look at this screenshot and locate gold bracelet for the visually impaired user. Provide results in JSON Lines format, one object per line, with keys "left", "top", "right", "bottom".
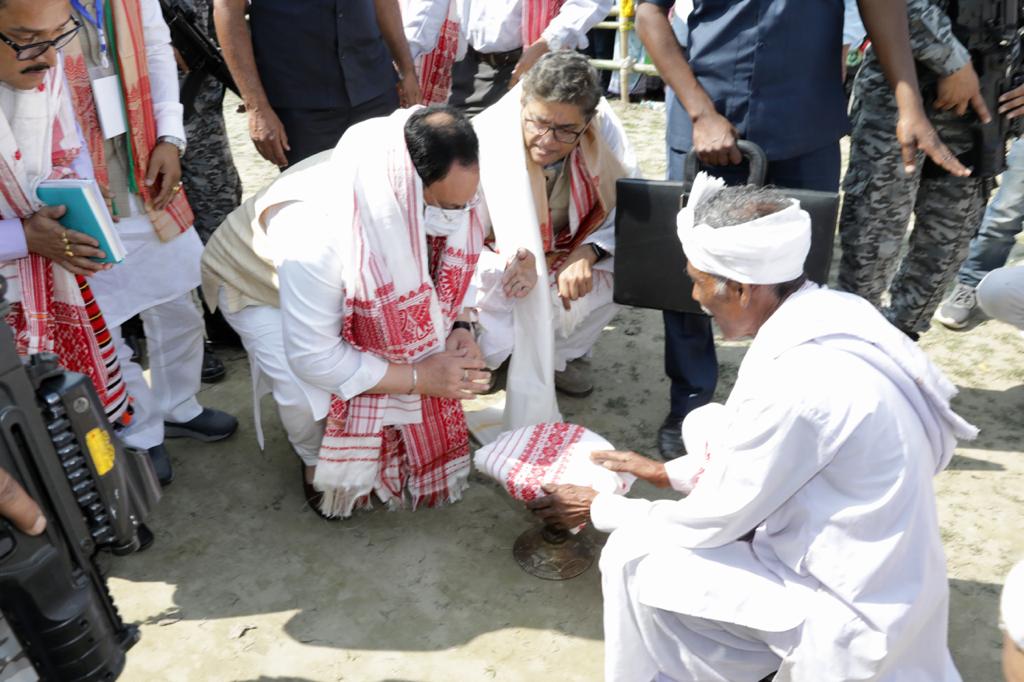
{"left": 408, "top": 365, "right": 418, "bottom": 394}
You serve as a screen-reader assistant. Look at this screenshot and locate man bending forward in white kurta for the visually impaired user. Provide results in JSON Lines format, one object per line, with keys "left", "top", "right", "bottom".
{"left": 528, "top": 175, "right": 976, "bottom": 681}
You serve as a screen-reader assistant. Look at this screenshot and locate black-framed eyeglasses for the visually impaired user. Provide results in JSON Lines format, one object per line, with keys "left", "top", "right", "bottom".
{"left": 523, "top": 116, "right": 587, "bottom": 145}
{"left": 0, "top": 16, "right": 82, "bottom": 62}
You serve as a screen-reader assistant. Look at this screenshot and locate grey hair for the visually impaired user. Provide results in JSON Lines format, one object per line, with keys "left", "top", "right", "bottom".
{"left": 521, "top": 51, "right": 602, "bottom": 117}
{"left": 693, "top": 184, "right": 806, "bottom": 298}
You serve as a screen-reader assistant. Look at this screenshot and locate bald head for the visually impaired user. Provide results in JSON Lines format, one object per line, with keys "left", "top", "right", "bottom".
{"left": 404, "top": 105, "right": 479, "bottom": 186}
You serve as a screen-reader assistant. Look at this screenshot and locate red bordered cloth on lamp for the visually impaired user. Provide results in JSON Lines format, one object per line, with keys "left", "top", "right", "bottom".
{"left": 411, "top": 0, "right": 565, "bottom": 105}
{"left": 313, "top": 107, "right": 484, "bottom": 518}
{"left": 473, "top": 422, "right": 635, "bottom": 506}
{"left": 0, "top": 62, "right": 128, "bottom": 423}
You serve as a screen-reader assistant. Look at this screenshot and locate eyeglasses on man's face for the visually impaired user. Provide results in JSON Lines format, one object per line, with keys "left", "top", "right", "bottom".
{"left": 0, "top": 16, "right": 82, "bottom": 62}
{"left": 523, "top": 116, "right": 587, "bottom": 145}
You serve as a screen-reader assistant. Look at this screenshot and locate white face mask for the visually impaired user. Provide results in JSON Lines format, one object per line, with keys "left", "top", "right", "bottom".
{"left": 423, "top": 204, "right": 471, "bottom": 237}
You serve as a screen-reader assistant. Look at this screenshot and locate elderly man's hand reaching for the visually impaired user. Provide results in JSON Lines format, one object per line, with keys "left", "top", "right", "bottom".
{"left": 527, "top": 483, "right": 597, "bottom": 531}
{"left": 591, "top": 450, "right": 671, "bottom": 488}
{"left": 556, "top": 244, "right": 597, "bottom": 310}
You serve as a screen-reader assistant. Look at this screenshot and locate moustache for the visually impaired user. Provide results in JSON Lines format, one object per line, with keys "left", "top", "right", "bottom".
{"left": 20, "top": 65, "right": 50, "bottom": 75}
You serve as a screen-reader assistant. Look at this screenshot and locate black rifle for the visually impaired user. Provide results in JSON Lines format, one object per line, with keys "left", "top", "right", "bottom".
{"left": 951, "top": 0, "right": 1024, "bottom": 176}
{"left": 0, "top": 275, "right": 161, "bottom": 680}
{"left": 160, "top": 0, "right": 239, "bottom": 119}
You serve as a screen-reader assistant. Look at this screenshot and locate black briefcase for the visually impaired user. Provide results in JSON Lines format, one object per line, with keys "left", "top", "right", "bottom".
{"left": 613, "top": 141, "right": 839, "bottom": 314}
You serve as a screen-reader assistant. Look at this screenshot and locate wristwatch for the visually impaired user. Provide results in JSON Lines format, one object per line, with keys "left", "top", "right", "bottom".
{"left": 157, "top": 135, "right": 187, "bottom": 158}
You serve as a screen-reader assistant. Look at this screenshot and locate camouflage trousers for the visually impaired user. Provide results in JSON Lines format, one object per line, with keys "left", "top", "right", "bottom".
{"left": 181, "top": 75, "right": 242, "bottom": 244}
{"left": 838, "top": 63, "right": 993, "bottom": 336}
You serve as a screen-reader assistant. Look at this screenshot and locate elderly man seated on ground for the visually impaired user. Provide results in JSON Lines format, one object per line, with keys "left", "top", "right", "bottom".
{"left": 529, "top": 177, "right": 976, "bottom": 681}
{"left": 201, "top": 105, "right": 495, "bottom": 519}
{"left": 471, "top": 50, "right": 638, "bottom": 427}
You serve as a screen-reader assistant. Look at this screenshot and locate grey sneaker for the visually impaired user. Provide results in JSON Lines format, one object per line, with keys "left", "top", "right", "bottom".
{"left": 935, "top": 283, "right": 977, "bottom": 330}
{"left": 555, "top": 358, "right": 594, "bottom": 398}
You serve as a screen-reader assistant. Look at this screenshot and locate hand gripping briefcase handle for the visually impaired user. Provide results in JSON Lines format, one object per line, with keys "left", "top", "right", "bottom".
{"left": 613, "top": 141, "right": 839, "bottom": 314}
{"left": 680, "top": 140, "right": 769, "bottom": 200}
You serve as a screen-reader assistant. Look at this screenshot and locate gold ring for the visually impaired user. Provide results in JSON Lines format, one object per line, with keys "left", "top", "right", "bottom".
{"left": 62, "top": 231, "right": 70, "bottom": 245}
{"left": 64, "top": 247, "right": 74, "bottom": 258}
{"left": 172, "top": 182, "right": 182, "bottom": 193}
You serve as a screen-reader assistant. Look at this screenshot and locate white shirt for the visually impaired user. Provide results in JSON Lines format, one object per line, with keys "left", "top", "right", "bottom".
{"left": 273, "top": 201, "right": 390, "bottom": 420}
{"left": 404, "top": 0, "right": 613, "bottom": 59}
{"left": 592, "top": 284, "right": 967, "bottom": 679}
{"left": 138, "top": 0, "right": 185, "bottom": 142}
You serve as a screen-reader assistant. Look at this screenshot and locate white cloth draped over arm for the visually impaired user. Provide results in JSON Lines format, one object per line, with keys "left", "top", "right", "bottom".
{"left": 590, "top": 353, "right": 861, "bottom": 548}
{"left": 275, "top": 202, "right": 389, "bottom": 414}
{"left": 582, "top": 102, "right": 640, "bottom": 255}
{"left": 140, "top": 0, "right": 185, "bottom": 142}
{"left": 541, "top": 0, "right": 613, "bottom": 50}
{"left": 403, "top": 0, "right": 450, "bottom": 60}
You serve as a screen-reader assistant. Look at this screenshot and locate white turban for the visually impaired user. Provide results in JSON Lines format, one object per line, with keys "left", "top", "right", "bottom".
{"left": 1004, "top": 561, "right": 1024, "bottom": 648}
{"left": 677, "top": 172, "right": 812, "bottom": 285}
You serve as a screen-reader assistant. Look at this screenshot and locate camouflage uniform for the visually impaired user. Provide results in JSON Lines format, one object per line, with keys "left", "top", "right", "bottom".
{"left": 838, "top": 0, "right": 994, "bottom": 337}
{"left": 177, "top": 0, "right": 242, "bottom": 244}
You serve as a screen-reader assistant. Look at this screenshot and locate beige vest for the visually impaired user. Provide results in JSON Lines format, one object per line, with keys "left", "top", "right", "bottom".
{"left": 201, "top": 150, "right": 332, "bottom": 313}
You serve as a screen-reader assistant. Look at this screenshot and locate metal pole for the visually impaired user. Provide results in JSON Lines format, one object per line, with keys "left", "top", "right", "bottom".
{"left": 618, "top": 0, "right": 632, "bottom": 104}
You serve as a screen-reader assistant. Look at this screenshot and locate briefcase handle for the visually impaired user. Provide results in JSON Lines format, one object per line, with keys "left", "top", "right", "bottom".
{"left": 680, "top": 140, "right": 769, "bottom": 200}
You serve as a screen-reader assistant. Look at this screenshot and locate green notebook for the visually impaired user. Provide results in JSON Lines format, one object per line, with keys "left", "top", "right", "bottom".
{"left": 36, "top": 179, "right": 126, "bottom": 264}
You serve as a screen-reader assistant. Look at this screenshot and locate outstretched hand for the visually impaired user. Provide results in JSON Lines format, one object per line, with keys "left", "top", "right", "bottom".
{"left": 591, "top": 450, "right": 671, "bottom": 488}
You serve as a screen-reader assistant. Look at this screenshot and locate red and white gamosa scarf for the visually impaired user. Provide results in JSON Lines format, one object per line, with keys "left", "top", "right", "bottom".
{"left": 313, "top": 108, "right": 484, "bottom": 518}
{"left": 0, "top": 61, "right": 128, "bottom": 422}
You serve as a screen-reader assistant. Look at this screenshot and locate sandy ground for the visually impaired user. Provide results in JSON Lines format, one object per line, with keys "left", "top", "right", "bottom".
{"left": 102, "top": 95, "right": 1024, "bottom": 682}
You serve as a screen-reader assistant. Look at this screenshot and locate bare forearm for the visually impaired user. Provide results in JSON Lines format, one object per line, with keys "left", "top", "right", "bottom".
{"left": 370, "top": 362, "right": 418, "bottom": 395}
{"left": 374, "top": 0, "right": 417, "bottom": 76}
{"left": 635, "top": 5, "right": 716, "bottom": 121}
{"left": 213, "top": 0, "right": 271, "bottom": 109}
{"left": 856, "top": 0, "right": 924, "bottom": 114}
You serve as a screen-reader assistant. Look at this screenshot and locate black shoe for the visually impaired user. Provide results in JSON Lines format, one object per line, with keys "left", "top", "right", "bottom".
{"left": 201, "top": 343, "right": 227, "bottom": 384}
{"left": 657, "top": 414, "right": 686, "bottom": 461}
{"left": 136, "top": 523, "right": 155, "bottom": 552}
{"left": 164, "top": 408, "right": 238, "bottom": 442}
{"left": 147, "top": 444, "right": 174, "bottom": 486}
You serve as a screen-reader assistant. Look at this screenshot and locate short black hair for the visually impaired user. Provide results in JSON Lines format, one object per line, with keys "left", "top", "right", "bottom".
{"left": 404, "top": 105, "right": 478, "bottom": 186}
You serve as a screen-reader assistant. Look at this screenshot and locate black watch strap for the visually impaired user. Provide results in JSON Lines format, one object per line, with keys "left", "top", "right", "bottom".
{"left": 590, "top": 243, "right": 609, "bottom": 261}
{"left": 452, "top": 321, "right": 473, "bottom": 333}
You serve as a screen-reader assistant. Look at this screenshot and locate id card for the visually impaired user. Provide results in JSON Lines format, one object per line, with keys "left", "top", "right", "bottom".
{"left": 91, "top": 75, "right": 127, "bottom": 139}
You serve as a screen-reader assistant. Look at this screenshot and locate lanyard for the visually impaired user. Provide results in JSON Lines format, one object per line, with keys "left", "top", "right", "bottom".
{"left": 70, "top": 0, "right": 109, "bottom": 68}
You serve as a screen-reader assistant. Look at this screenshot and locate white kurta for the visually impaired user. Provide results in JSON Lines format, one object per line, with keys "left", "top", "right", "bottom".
{"left": 593, "top": 283, "right": 975, "bottom": 681}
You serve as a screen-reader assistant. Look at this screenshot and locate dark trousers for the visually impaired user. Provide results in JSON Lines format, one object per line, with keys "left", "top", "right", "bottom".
{"left": 662, "top": 140, "right": 841, "bottom": 419}
{"left": 450, "top": 48, "right": 519, "bottom": 117}
{"left": 276, "top": 87, "right": 399, "bottom": 167}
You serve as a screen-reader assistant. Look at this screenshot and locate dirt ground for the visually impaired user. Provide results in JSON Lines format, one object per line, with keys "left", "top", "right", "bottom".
{"left": 104, "top": 95, "right": 1024, "bottom": 681}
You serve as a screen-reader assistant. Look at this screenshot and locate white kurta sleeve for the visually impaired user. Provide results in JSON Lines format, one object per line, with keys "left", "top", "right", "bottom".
{"left": 140, "top": 0, "right": 185, "bottom": 142}
{"left": 582, "top": 101, "right": 641, "bottom": 254}
{"left": 403, "top": 0, "right": 450, "bottom": 60}
{"left": 276, "top": 203, "right": 389, "bottom": 402}
{"left": 592, "top": 358, "right": 859, "bottom": 547}
{"left": 540, "top": 0, "right": 613, "bottom": 50}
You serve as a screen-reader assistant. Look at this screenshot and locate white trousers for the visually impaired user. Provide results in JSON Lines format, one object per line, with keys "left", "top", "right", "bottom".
{"left": 600, "top": 529, "right": 789, "bottom": 682}
{"left": 977, "top": 265, "right": 1024, "bottom": 330}
{"left": 220, "top": 298, "right": 324, "bottom": 466}
{"left": 477, "top": 265, "right": 617, "bottom": 372}
{"left": 114, "top": 291, "right": 204, "bottom": 450}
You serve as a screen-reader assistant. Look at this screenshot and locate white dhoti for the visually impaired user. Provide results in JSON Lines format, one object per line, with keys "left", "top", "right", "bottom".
{"left": 219, "top": 290, "right": 324, "bottom": 466}
{"left": 600, "top": 528, "right": 800, "bottom": 682}
{"left": 90, "top": 211, "right": 205, "bottom": 449}
{"left": 475, "top": 249, "right": 617, "bottom": 372}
